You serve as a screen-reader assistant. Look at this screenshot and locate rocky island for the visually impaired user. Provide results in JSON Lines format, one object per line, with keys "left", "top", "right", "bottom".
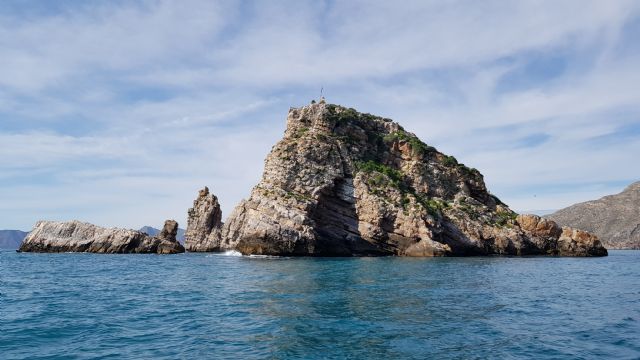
{"left": 16, "top": 100, "right": 608, "bottom": 257}
{"left": 19, "top": 219, "right": 184, "bottom": 254}
{"left": 184, "top": 99, "right": 607, "bottom": 257}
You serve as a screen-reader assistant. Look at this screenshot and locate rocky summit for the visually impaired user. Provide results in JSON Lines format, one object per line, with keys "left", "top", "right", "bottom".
{"left": 19, "top": 220, "right": 185, "bottom": 254}
{"left": 546, "top": 181, "right": 640, "bottom": 249}
{"left": 187, "top": 100, "right": 607, "bottom": 257}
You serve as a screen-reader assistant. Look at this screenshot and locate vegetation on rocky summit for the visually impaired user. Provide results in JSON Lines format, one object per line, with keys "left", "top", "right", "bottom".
{"left": 326, "top": 105, "right": 360, "bottom": 126}
{"left": 383, "top": 130, "right": 435, "bottom": 156}
{"left": 442, "top": 155, "right": 458, "bottom": 166}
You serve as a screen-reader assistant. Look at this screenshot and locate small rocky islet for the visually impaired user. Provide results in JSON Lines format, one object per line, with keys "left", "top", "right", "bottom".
{"left": 18, "top": 219, "right": 184, "bottom": 254}
{"left": 19, "top": 100, "right": 607, "bottom": 257}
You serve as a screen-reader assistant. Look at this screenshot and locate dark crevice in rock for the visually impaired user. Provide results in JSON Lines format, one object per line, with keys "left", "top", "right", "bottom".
{"left": 310, "top": 178, "right": 387, "bottom": 256}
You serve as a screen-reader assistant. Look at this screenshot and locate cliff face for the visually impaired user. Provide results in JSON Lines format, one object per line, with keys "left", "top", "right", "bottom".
{"left": 19, "top": 220, "right": 185, "bottom": 254}
{"left": 546, "top": 182, "right": 640, "bottom": 249}
{"left": 186, "top": 100, "right": 606, "bottom": 257}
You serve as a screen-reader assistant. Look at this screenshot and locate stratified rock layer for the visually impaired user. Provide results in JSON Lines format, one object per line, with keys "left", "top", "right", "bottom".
{"left": 184, "top": 187, "right": 223, "bottom": 252}
{"left": 546, "top": 181, "right": 640, "bottom": 249}
{"left": 212, "top": 100, "right": 606, "bottom": 257}
{"left": 19, "top": 220, "right": 185, "bottom": 254}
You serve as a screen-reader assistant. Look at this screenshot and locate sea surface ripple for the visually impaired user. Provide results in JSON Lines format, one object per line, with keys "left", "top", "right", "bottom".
{"left": 1, "top": 250, "right": 639, "bottom": 359}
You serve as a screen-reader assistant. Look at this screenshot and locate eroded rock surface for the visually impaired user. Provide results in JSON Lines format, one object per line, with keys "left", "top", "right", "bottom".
{"left": 516, "top": 214, "right": 606, "bottom": 256}
{"left": 216, "top": 101, "right": 607, "bottom": 257}
{"left": 557, "top": 226, "right": 608, "bottom": 257}
{"left": 158, "top": 219, "right": 179, "bottom": 242}
{"left": 19, "top": 220, "right": 185, "bottom": 254}
{"left": 184, "top": 187, "right": 223, "bottom": 252}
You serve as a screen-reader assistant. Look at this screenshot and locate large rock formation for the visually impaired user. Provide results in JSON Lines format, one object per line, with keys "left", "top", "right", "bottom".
{"left": 546, "top": 181, "right": 640, "bottom": 249}
{"left": 18, "top": 220, "right": 185, "bottom": 254}
{"left": 188, "top": 100, "right": 606, "bottom": 257}
{"left": 184, "top": 186, "right": 223, "bottom": 251}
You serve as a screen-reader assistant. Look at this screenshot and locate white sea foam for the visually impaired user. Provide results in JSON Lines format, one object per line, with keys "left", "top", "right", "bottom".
{"left": 205, "top": 250, "right": 242, "bottom": 257}
{"left": 205, "top": 250, "right": 285, "bottom": 258}
{"left": 248, "top": 254, "right": 288, "bottom": 259}
{"left": 221, "top": 250, "right": 242, "bottom": 257}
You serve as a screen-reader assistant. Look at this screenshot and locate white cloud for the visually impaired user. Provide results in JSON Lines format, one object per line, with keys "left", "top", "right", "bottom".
{"left": 0, "top": 0, "right": 639, "bottom": 229}
{"left": 205, "top": 0, "right": 639, "bottom": 86}
{"left": 0, "top": 0, "right": 232, "bottom": 92}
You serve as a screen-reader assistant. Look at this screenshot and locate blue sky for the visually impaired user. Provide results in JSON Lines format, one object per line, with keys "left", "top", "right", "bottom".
{"left": 1, "top": 0, "right": 639, "bottom": 230}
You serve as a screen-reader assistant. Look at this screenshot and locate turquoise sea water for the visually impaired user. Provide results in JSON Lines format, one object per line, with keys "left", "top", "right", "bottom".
{"left": 1, "top": 250, "right": 639, "bottom": 359}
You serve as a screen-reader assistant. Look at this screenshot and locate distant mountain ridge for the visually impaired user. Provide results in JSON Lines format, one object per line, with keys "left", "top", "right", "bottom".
{"left": 140, "top": 226, "right": 185, "bottom": 244}
{"left": 0, "top": 230, "right": 28, "bottom": 249}
{"left": 546, "top": 181, "right": 640, "bottom": 249}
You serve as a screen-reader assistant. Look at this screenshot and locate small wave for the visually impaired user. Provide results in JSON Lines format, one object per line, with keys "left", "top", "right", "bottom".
{"left": 204, "top": 250, "right": 243, "bottom": 257}
{"left": 222, "top": 250, "right": 243, "bottom": 257}
{"left": 247, "top": 254, "right": 289, "bottom": 259}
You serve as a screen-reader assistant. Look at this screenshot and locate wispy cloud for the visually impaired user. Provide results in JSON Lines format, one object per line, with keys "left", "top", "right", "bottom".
{"left": 0, "top": 0, "right": 639, "bottom": 230}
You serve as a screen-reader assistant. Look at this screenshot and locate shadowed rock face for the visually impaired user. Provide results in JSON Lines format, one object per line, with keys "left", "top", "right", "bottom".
{"left": 158, "top": 219, "right": 179, "bottom": 241}
{"left": 184, "top": 187, "right": 223, "bottom": 252}
{"left": 546, "top": 181, "right": 640, "bottom": 249}
{"left": 185, "top": 101, "right": 605, "bottom": 257}
{"left": 19, "top": 220, "right": 185, "bottom": 254}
